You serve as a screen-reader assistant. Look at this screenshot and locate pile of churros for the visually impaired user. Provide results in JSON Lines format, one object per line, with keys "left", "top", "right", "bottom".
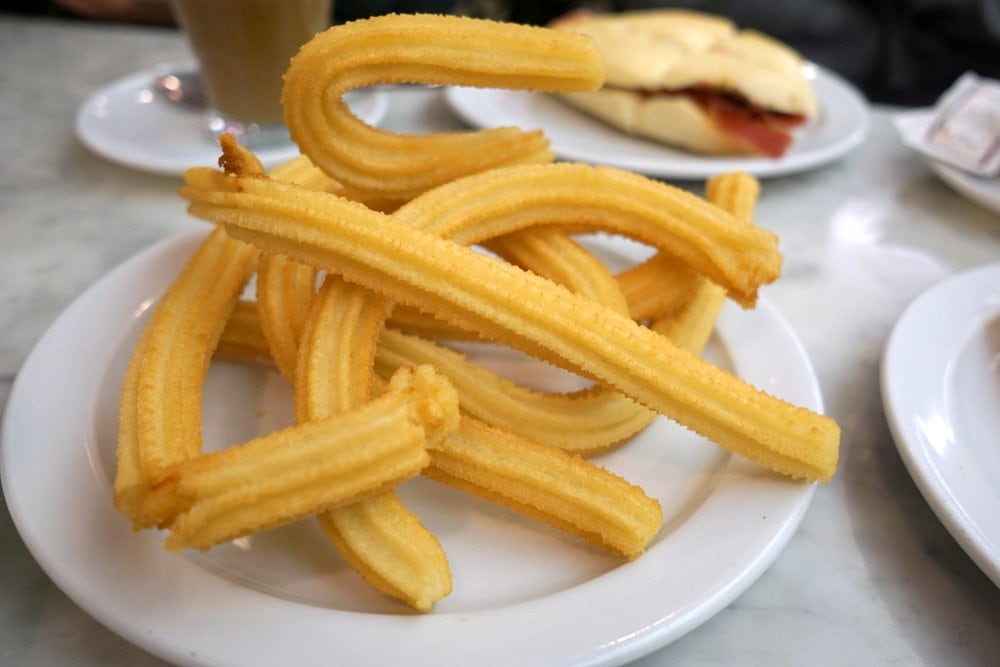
{"left": 113, "top": 13, "right": 840, "bottom": 611}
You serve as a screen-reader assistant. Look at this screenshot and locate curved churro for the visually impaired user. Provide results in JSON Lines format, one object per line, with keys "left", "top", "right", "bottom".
{"left": 376, "top": 328, "right": 655, "bottom": 454}
{"left": 182, "top": 160, "right": 839, "bottom": 482}
{"left": 296, "top": 276, "right": 453, "bottom": 610}
{"left": 282, "top": 13, "right": 605, "bottom": 199}
{"left": 115, "top": 227, "right": 258, "bottom": 528}
{"left": 151, "top": 365, "right": 458, "bottom": 552}
{"left": 256, "top": 253, "right": 317, "bottom": 381}
{"left": 617, "top": 254, "right": 703, "bottom": 322}
{"left": 392, "top": 162, "right": 779, "bottom": 308}
{"left": 655, "top": 172, "right": 758, "bottom": 351}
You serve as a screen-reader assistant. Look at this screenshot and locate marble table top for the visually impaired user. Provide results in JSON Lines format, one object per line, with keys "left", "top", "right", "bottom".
{"left": 1, "top": 12, "right": 998, "bottom": 667}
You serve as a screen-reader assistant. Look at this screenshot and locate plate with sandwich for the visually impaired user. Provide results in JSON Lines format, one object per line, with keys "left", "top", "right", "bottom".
{"left": 446, "top": 9, "right": 868, "bottom": 180}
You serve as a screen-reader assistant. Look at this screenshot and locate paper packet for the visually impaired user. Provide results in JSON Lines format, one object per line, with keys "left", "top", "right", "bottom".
{"left": 894, "top": 72, "right": 1000, "bottom": 177}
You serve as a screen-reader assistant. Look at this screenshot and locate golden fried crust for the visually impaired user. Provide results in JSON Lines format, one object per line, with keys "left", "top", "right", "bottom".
{"left": 256, "top": 253, "right": 317, "bottom": 381}
{"left": 182, "top": 165, "right": 839, "bottom": 482}
{"left": 317, "top": 493, "right": 451, "bottom": 611}
{"left": 648, "top": 172, "right": 761, "bottom": 353}
{"left": 152, "top": 365, "right": 458, "bottom": 551}
{"left": 114, "top": 227, "right": 258, "bottom": 528}
{"left": 376, "top": 328, "right": 657, "bottom": 456}
{"left": 391, "top": 162, "right": 779, "bottom": 308}
{"left": 427, "top": 418, "right": 663, "bottom": 559}
{"left": 281, "top": 13, "right": 605, "bottom": 198}
{"left": 296, "top": 276, "right": 453, "bottom": 610}
{"left": 617, "top": 254, "right": 704, "bottom": 322}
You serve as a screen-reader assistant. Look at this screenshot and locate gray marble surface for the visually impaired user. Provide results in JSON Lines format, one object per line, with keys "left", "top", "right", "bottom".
{"left": 1, "top": 12, "right": 999, "bottom": 667}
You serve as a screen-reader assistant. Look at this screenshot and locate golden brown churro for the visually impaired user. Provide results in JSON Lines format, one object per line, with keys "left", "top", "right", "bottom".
{"left": 428, "top": 418, "right": 663, "bottom": 559}
{"left": 282, "top": 13, "right": 605, "bottom": 199}
{"left": 376, "top": 328, "right": 656, "bottom": 455}
{"left": 181, "top": 153, "right": 839, "bottom": 482}
{"left": 116, "top": 10, "right": 842, "bottom": 614}
{"left": 114, "top": 227, "right": 258, "bottom": 528}
{"left": 256, "top": 253, "right": 317, "bottom": 381}
{"left": 295, "top": 275, "right": 453, "bottom": 610}
{"left": 391, "top": 162, "right": 779, "bottom": 308}
{"left": 650, "top": 172, "right": 761, "bottom": 353}
{"left": 151, "top": 365, "right": 458, "bottom": 552}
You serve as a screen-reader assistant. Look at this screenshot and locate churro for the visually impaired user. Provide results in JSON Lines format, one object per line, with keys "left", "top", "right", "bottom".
{"left": 296, "top": 276, "right": 453, "bottom": 610}
{"left": 114, "top": 226, "right": 258, "bottom": 528}
{"left": 648, "top": 172, "right": 760, "bottom": 352}
{"left": 282, "top": 13, "right": 605, "bottom": 199}
{"left": 150, "top": 365, "right": 458, "bottom": 552}
{"left": 256, "top": 252, "right": 317, "bottom": 381}
{"left": 391, "top": 162, "right": 779, "bottom": 308}
{"left": 427, "top": 418, "right": 663, "bottom": 559}
{"left": 182, "top": 155, "right": 839, "bottom": 482}
{"left": 376, "top": 328, "right": 655, "bottom": 454}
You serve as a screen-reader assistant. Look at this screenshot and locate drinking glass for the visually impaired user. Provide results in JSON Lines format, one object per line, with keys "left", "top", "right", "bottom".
{"left": 170, "top": 0, "right": 332, "bottom": 148}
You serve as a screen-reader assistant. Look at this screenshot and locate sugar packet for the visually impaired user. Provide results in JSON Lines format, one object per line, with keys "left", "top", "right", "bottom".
{"left": 894, "top": 72, "right": 1000, "bottom": 177}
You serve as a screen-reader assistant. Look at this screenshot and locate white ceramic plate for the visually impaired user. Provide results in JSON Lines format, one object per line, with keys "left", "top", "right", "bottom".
{"left": 882, "top": 262, "right": 1000, "bottom": 587}
{"left": 445, "top": 65, "right": 868, "bottom": 180}
{"left": 2, "top": 230, "right": 823, "bottom": 666}
{"left": 927, "top": 160, "right": 1000, "bottom": 216}
{"left": 75, "top": 63, "right": 389, "bottom": 176}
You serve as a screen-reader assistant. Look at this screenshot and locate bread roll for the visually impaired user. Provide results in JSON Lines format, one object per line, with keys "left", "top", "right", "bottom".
{"left": 551, "top": 10, "right": 819, "bottom": 157}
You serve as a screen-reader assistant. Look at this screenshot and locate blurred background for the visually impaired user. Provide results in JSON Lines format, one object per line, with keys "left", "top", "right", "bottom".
{"left": 4, "top": 0, "right": 999, "bottom": 106}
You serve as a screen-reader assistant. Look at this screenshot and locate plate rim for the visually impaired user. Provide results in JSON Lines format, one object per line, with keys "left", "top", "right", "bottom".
{"left": 926, "top": 160, "right": 1000, "bottom": 216}
{"left": 881, "top": 261, "right": 1000, "bottom": 587}
{"left": 2, "top": 230, "right": 822, "bottom": 666}
{"left": 444, "top": 64, "right": 868, "bottom": 180}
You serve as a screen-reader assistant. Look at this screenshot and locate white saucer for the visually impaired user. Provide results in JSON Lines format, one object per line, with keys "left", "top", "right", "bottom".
{"left": 75, "top": 63, "right": 389, "bottom": 176}
{"left": 445, "top": 64, "right": 868, "bottom": 180}
{"left": 882, "top": 262, "right": 1000, "bottom": 587}
{"left": 2, "top": 230, "right": 823, "bottom": 666}
{"left": 927, "top": 160, "right": 1000, "bottom": 216}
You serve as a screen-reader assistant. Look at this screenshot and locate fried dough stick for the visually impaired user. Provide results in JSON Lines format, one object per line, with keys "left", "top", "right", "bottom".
{"left": 243, "top": 159, "right": 771, "bottom": 454}
{"left": 215, "top": 300, "right": 270, "bottom": 362}
{"left": 653, "top": 172, "right": 761, "bottom": 352}
{"left": 282, "top": 13, "right": 606, "bottom": 199}
{"left": 311, "top": 266, "right": 664, "bottom": 559}
{"left": 115, "top": 227, "right": 258, "bottom": 528}
{"left": 375, "top": 175, "right": 761, "bottom": 454}
{"left": 227, "top": 143, "right": 455, "bottom": 611}
{"left": 429, "top": 418, "right": 662, "bottom": 559}
{"left": 246, "top": 158, "right": 774, "bottom": 454}
{"left": 391, "top": 163, "right": 778, "bottom": 308}
{"left": 216, "top": 276, "right": 665, "bottom": 559}
{"left": 182, "top": 157, "right": 839, "bottom": 482}
{"left": 297, "top": 276, "right": 453, "bottom": 611}
{"left": 148, "top": 365, "right": 459, "bottom": 552}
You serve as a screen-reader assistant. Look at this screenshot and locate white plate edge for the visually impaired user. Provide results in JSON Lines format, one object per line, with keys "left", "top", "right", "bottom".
{"left": 880, "top": 261, "right": 1000, "bottom": 587}
{"left": 443, "top": 65, "right": 869, "bottom": 180}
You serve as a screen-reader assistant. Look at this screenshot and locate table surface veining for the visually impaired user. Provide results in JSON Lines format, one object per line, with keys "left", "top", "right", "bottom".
{"left": 1, "top": 12, "right": 998, "bottom": 667}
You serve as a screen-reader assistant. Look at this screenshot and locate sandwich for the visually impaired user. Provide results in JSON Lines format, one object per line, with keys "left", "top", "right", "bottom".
{"left": 550, "top": 9, "right": 819, "bottom": 158}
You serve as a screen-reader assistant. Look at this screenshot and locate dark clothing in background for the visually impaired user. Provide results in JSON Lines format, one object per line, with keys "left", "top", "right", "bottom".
{"left": 4, "top": 0, "right": 999, "bottom": 105}
{"left": 502, "top": 0, "right": 1000, "bottom": 106}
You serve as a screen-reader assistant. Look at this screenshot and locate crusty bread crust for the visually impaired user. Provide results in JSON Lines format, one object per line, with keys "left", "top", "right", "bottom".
{"left": 553, "top": 9, "right": 817, "bottom": 117}
{"left": 550, "top": 9, "right": 818, "bottom": 156}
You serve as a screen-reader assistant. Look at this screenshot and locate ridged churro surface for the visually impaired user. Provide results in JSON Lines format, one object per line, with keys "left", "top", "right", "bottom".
{"left": 282, "top": 13, "right": 605, "bottom": 198}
